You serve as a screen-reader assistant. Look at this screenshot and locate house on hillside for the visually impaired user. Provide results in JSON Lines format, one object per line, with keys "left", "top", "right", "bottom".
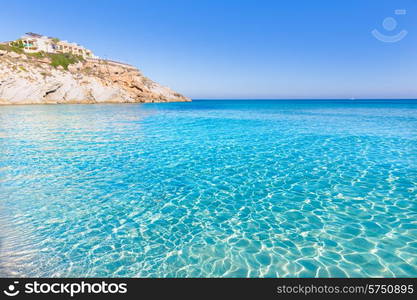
{"left": 15, "top": 32, "right": 98, "bottom": 59}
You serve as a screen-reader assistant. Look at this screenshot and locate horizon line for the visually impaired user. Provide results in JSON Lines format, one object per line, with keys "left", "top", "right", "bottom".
{"left": 191, "top": 98, "right": 417, "bottom": 100}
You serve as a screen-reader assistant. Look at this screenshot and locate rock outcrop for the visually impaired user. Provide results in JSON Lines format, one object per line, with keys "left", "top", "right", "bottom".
{"left": 0, "top": 50, "right": 190, "bottom": 104}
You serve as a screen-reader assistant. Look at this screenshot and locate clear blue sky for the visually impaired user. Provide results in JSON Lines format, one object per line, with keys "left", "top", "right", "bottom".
{"left": 1, "top": 0, "right": 416, "bottom": 99}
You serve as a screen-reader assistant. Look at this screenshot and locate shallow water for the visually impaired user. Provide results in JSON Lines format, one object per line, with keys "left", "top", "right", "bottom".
{"left": 0, "top": 100, "right": 416, "bottom": 277}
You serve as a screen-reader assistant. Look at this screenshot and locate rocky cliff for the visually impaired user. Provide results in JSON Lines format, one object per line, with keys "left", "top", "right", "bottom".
{"left": 0, "top": 50, "right": 190, "bottom": 104}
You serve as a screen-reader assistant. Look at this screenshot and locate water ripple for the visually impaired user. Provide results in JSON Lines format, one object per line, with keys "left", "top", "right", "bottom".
{"left": 0, "top": 100, "right": 416, "bottom": 277}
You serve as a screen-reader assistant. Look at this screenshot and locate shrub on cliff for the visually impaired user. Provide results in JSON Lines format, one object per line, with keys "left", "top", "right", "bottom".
{"left": 10, "top": 40, "right": 24, "bottom": 49}
{"left": 0, "top": 43, "right": 25, "bottom": 54}
{"left": 48, "top": 53, "right": 84, "bottom": 70}
{"left": 27, "top": 51, "right": 46, "bottom": 59}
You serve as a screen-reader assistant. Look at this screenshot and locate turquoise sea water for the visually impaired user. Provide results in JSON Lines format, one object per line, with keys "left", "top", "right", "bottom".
{"left": 1, "top": 100, "right": 416, "bottom": 277}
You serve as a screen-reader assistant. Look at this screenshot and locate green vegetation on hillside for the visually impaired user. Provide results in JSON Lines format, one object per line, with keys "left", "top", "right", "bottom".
{"left": 1, "top": 39, "right": 85, "bottom": 70}
{"left": 26, "top": 51, "right": 45, "bottom": 59}
{"left": 0, "top": 42, "right": 25, "bottom": 54}
{"left": 10, "top": 40, "right": 24, "bottom": 48}
{"left": 48, "top": 53, "right": 84, "bottom": 70}
{"left": 31, "top": 51, "right": 85, "bottom": 70}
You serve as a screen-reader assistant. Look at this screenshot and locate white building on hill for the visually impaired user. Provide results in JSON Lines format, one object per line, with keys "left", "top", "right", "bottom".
{"left": 16, "top": 32, "right": 98, "bottom": 59}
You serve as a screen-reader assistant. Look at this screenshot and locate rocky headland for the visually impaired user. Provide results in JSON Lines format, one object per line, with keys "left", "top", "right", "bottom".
{"left": 0, "top": 49, "right": 190, "bottom": 104}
